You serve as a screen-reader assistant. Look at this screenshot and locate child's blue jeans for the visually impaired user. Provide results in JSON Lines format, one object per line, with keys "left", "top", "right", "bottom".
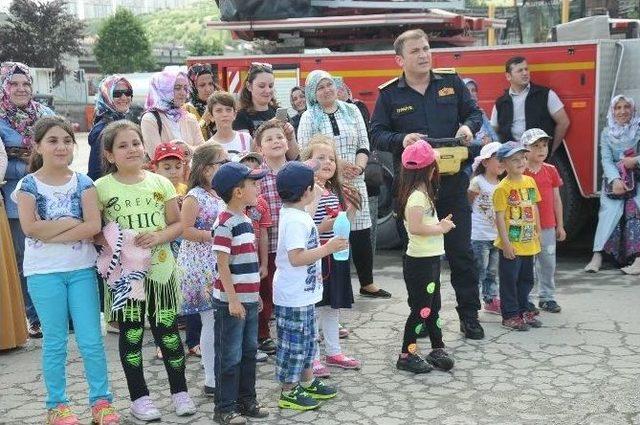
{"left": 498, "top": 253, "right": 534, "bottom": 320}
{"left": 27, "top": 267, "right": 112, "bottom": 409}
{"left": 471, "top": 240, "right": 499, "bottom": 303}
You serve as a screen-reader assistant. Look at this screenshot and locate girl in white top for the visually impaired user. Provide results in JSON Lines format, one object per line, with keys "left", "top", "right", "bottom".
{"left": 13, "top": 116, "right": 119, "bottom": 425}
{"left": 468, "top": 142, "right": 504, "bottom": 314}
{"left": 205, "top": 91, "right": 252, "bottom": 162}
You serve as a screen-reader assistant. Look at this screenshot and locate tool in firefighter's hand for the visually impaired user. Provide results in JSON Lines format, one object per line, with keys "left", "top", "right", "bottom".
{"left": 275, "top": 107, "right": 289, "bottom": 122}
{"left": 424, "top": 137, "right": 469, "bottom": 175}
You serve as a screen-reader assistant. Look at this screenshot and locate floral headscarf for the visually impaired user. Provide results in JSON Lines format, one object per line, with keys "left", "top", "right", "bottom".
{"left": 145, "top": 70, "right": 188, "bottom": 122}
{"left": 94, "top": 74, "right": 132, "bottom": 124}
{"left": 607, "top": 94, "right": 640, "bottom": 141}
{"left": 304, "top": 70, "right": 358, "bottom": 133}
{"left": 187, "top": 63, "right": 215, "bottom": 116}
{"left": 0, "top": 62, "right": 48, "bottom": 147}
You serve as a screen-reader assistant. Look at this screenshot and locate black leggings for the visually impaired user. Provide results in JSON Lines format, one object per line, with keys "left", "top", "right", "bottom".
{"left": 401, "top": 255, "right": 444, "bottom": 353}
{"left": 116, "top": 289, "right": 187, "bottom": 401}
{"left": 350, "top": 228, "right": 373, "bottom": 287}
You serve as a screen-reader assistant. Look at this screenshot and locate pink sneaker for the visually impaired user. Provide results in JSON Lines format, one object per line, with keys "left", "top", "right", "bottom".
{"left": 483, "top": 298, "right": 501, "bottom": 315}
{"left": 91, "top": 400, "right": 120, "bottom": 425}
{"left": 312, "top": 359, "right": 331, "bottom": 378}
{"left": 46, "top": 405, "right": 79, "bottom": 425}
{"left": 325, "top": 353, "right": 361, "bottom": 369}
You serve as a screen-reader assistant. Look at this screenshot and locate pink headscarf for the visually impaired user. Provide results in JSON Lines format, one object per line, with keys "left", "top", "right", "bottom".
{"left": 145, "top": 70, "right": 188, "bottom": 123}
{"left": 0, "top": 62, "right": 49, "bottom": 147}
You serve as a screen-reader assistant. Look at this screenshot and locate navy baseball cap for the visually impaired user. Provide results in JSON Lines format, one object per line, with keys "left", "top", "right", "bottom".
{"left": 211, "top": 162, "right": 267, "bottom": 199}
{"left": 496, "top": 141, "right": 530, "bottom": 160}
{"left": 276, "top": 160, "right": 319, "bottom": 202}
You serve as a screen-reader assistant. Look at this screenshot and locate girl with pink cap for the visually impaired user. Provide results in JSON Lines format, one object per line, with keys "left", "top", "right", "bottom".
{"left": 395, "top": 140, "right": 456, "bottom": 375}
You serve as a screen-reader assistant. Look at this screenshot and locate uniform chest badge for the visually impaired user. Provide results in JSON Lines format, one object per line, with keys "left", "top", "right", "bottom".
{"left": 438, "top": 87, "right": 455, "bottom": 97}
{"left": 395, "top": 105, "right": 414, "bottom": 115}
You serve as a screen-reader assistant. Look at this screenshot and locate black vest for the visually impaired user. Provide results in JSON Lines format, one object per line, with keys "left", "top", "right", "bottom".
{"left": 495, "top": 83, "right": 556, "bottom": 143}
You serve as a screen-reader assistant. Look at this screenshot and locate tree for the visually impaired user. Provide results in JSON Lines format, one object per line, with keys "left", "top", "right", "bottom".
{"left": 186, "top": 36, "right": 223, "bottom": 56}
{"left": 0, "top": 0, "right": 85, "bottom": 83}
{"left": 94, "top": 8, "right": 155, "bottom": 74}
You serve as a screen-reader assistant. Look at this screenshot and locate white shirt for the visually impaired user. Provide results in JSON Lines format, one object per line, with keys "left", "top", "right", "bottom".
{"left": 210, "top": 131, "right": 252, "bottom": 162}
{"left": 469, "top": 175, "right": 498, "bottom": 241}
{"left": 11, "top": 173, "right": 97, "bottom": 276}
{"left": 273, "top": 206, "right": 323, "bottom": 307}
{"left": 490, "top": 86, "right": 564, "bottom": 142}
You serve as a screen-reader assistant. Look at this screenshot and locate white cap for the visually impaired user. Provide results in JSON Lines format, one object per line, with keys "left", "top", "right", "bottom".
{"left": 471, "top": 141, "right": 502, "bottom": 172}
{"left": 521, "top": 128, "right": 551, "bottom": 146}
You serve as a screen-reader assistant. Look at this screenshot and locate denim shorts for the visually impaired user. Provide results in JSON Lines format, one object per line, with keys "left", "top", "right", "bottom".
{"left": 275, "top": 304, "right": 316, "bottom": 383}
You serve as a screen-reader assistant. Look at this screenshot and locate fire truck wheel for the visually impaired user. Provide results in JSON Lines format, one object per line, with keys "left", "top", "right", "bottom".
{"left": 550, "top": 147, "right": 592, "bottom": 241}
{"left": 376, "top": 152, "right": 402, "bottom": 250}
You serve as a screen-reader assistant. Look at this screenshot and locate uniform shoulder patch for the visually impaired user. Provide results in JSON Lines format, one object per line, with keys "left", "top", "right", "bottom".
{"left": 433, "top": 68, "right": 457, "bottom": 74}
{"left": 378, "top": 77, "right": 399, "bottom": 90}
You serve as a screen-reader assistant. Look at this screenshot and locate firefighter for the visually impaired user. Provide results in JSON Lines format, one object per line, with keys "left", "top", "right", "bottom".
{"left": 370, "top": 29, "right": 485, "bottom": 340}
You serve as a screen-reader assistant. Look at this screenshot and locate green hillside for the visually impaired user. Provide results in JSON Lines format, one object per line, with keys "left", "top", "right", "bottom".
{"left": 87, "top": 1, "right": 229, "bottom": 50}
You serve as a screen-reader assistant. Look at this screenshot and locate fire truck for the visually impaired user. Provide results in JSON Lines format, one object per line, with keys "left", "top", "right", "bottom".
{"left": 190, "top": 18, "right": 640, "bottom": 246}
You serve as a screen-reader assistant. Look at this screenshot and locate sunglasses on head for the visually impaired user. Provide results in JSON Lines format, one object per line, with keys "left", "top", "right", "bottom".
{"left": 249, "top": 62, "right": 273, "bottom": 73}
{"left": 113, "top": 89, "right": 133, "bottom": 98}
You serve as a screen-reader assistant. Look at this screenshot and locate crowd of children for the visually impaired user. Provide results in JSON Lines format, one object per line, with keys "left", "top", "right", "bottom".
{"left": 10, "top": 81, "right": 566, "bottom": 423}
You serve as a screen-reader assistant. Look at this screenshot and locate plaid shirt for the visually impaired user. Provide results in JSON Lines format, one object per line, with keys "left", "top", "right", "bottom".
{"left": 259, "top": 163, "right": 284, "bottom": 253}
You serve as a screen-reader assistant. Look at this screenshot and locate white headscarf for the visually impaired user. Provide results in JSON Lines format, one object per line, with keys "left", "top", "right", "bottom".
{"left": 607, "top": 94, "right": 640, "bottom": 141}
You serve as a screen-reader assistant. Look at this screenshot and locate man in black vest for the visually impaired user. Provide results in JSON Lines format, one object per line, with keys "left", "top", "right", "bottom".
{"left": 490, "top": 56, "right": 570, "bottom": 154}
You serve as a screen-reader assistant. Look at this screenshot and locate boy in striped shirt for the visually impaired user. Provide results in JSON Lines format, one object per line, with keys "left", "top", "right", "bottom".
{"left": 211, "top": 162, "right": 269, "bottom": 424}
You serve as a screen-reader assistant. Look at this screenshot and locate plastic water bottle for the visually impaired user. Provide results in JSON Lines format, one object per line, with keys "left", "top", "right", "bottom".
{"left": 332, "top": 211, "right": 350, "bottom": 261}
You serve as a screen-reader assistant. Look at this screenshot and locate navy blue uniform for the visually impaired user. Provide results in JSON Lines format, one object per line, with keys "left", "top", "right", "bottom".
{"left": 371, "top": 71, "right": 483, "bottom": 324}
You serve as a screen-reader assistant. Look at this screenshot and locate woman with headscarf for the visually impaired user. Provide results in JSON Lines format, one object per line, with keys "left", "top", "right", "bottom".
{"left": 87, "top": 75, "right": 133, "bottom": 180}
{"left": 585, "top": 94, "right": 640, "bottom": 274}
{"left": 298, "top": 69, "right": 391, "bottom": 298}
{"left": 463, "top": 78, "right": 498, "bottom": 146}
{"left": 140, "top": 69, "right": 204, "bottom": 159}
{"left": 0, "top": 61, "right": 53, "bottom": 338}
{"left": 184, "top": 63, "right": 217, "bottom": 140}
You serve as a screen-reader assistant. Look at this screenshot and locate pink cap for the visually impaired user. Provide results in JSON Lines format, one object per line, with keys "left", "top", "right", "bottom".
{"left": 402, "top": 140, "right": 437, "bottom": 169}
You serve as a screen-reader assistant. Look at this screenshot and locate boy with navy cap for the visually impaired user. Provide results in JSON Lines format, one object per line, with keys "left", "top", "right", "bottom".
{"left": 493, "top": 142, "right": 543, "bottom": 331}
{"left": 210, "top": 161, "right": 269, "bottom": 424}
{"left": 273, "top": 161, "right": 348, "bottom": 411}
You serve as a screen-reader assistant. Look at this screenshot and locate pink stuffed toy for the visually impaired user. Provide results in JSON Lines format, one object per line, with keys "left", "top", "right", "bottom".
{"left": 97, "top": 221, "right": 151, "bottom": 311}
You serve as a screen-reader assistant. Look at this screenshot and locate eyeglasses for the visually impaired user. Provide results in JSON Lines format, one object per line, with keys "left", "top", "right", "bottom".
{"left": 113, "top": 89, "right": 133, "bottom": 98}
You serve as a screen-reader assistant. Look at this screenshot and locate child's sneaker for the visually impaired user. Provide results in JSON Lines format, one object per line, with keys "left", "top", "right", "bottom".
{"left": 301, "top": 378, "right": 337, "bottom": 400}
{"left": 46, "top": 405, "right": 79, "bottom": 425}
{"left": 325, "top": 353, "right": 361, "bottom": 369}
{"left": 130, "top": 396, "right": 161, "bottom": 422}
{"left": 425, "top": 348, "right": 454, "bottom": 371}
{"left": 258, "top": 338, "right": 276, "bottom": 355}
{"left": 396, "top": 353, "right": 433, "bottom": 374}
{"left": 526, "top": 302, "right": 540, "bottom": 316}
{"left": 172, "top": 391, "right": 196, "bottom": 416}
{"left": 91, "top": 400, "right": 120, "bottom": 425}
{"left": 278, "top": 385, "right": 319, "bottom": 411}
{"left": 501, "top": 317, "right": 530, "bottom": 331}
{"left": 256, "top": 349, "right": 268, "bottom": 362}
{"left": 238, "top": 400, "right": 269, "bottom": 418}
{"left": 483, "top": 298, "right": 501, "bottom": 315}
{"left": 214, "top": 411, "right": 247, "bottom": 424}
{"left": 312, "top": 359, "right": 331, "bottom": 378}
{"left": 522, "top": 312, "right": 543, "bottom": 328}
{"left": 338, "top": 323, "right": 349, "bottom": 339}
{"left": 538, "top": 300, "right": 561, "bottom": 313}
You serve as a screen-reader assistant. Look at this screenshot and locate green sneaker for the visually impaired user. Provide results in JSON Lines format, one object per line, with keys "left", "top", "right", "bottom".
{"left": 278, "top": 385, "right": 319, "bottom": 411}
{"left": 301, "top": 378, "right": 337, "bottom": 400}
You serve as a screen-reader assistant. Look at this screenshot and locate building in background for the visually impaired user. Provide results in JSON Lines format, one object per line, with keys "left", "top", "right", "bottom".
{"left": 64, "top": 0, "right": 202, "bottom": 20}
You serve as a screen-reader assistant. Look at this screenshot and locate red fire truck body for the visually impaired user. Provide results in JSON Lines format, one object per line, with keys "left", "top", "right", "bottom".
{"left": 189, "top": 38, "right": 640, "bottom": 238}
